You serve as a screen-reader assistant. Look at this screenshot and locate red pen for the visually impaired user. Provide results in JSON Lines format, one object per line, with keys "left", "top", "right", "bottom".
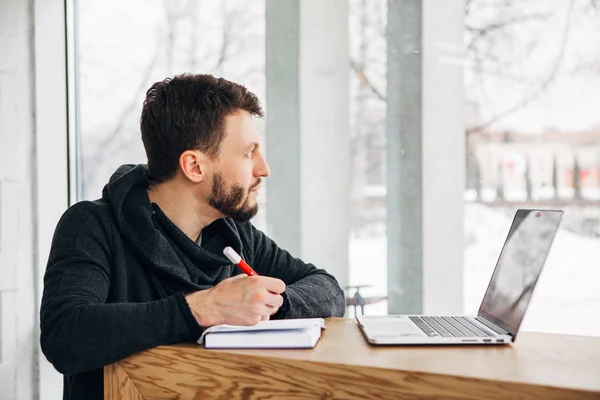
{"left": 223, "top": 246, "right": 258, "bottom": 276}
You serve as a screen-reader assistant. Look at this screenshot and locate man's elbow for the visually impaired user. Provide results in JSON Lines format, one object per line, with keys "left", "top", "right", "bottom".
{"left": 321, "top": 289, "right": 346, "bottom": 317}
{"left": 333, "top": 290, "right": 346, "bottom": 317}
{"left": 40, "top": 329, "right": 77, "bottom": 375}
{"left": 40, "top": 317, "right": 89, "bottom": 376}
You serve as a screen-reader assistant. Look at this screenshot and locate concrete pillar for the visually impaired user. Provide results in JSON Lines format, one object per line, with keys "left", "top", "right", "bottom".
{"left": 266, "top": 0, "right": 350, "bottom": 288}
{"left": 387, "top": 0, "right": 465, "bottom": 314}
{"left": 421, "top": 0, "right": 465, "bottom": 314}
{"left": 265, "top": 0, "right": 301, "bottom": 256}
{"left": 386, "top": 0, "right": 424, "bottom": 314}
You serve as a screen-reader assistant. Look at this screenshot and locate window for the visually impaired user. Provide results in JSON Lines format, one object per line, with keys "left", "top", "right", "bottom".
{"left": 76, "top": 0, "right": 265, "bottom": 210}
{"left": 464, "top": 0, "right": 600, "bottom": 336}
{"left": 72, "top": 0, "right": 599, "bottom": 336}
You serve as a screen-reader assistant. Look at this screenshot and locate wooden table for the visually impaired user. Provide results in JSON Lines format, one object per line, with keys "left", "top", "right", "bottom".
{"left": 105, "top": 318, "right": 600, "bottom": 399}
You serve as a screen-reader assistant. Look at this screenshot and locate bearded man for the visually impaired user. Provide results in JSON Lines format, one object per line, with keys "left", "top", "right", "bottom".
{"left": 40, "top": 73, "right": 345, "bottom": 400}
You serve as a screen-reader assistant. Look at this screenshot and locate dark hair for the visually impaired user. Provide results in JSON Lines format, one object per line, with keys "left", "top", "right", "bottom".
{"left": 140, "top": 73, "right": 264, "bottom": 183}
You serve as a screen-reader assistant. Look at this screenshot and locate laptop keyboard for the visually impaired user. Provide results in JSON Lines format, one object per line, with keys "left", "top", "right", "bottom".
{"left": 409, "top": 316, "right": 496, "bottom": 338}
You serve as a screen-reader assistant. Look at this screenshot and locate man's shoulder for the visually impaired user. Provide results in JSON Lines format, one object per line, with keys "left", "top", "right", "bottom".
{"left": 65, "top": 197, "right": 111, "bottom": 215}
{"left": 58, "top": 198, "right": 114, "bottom": 230}
{"left": 49, "top": 199, "right": 116, "bottom": 255}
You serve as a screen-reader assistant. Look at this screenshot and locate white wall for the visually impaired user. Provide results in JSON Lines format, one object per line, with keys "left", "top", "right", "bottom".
{"left": 0, "top": 0, "right": 37, "bottom": 398}
{"left": 1, "top": 0, "right": 69, "bottom": 398}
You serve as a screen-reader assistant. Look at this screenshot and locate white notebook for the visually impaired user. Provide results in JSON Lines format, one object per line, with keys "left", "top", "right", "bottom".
{"left": 197, "top": 318, "right": 326, "bottom": 349}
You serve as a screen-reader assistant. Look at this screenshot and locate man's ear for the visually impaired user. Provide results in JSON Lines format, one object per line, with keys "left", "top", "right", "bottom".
{"left": 179, "top": 150, "right": 209, "bottom": 183}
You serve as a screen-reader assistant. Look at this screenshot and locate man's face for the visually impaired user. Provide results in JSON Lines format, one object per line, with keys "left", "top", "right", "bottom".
{"left": 207, "top": 110, "right": 269, "bottom": 222}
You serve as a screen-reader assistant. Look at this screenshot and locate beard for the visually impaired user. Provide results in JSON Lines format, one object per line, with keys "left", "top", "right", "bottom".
{"left": 208, "top": 172, "right": 260, "bottom": 222}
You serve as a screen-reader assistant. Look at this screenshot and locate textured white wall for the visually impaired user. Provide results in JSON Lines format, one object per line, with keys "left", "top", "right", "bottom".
{"left": 0, "top": 0, "right": 37, "bottom": 399}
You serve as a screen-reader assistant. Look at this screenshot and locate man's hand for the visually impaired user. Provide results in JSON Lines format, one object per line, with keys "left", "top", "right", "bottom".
{"left": 185, "top": 275, "right": 285, "bottom": 327}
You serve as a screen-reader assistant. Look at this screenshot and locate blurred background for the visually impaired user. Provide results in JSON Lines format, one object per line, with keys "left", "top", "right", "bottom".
{"left": 1, "top": 0, "right": 599, "bottom": 398}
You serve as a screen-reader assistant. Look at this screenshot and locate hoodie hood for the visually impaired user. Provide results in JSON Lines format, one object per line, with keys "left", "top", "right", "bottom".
{"left": 101, "top": 164, "right": 244, "bottom": 288}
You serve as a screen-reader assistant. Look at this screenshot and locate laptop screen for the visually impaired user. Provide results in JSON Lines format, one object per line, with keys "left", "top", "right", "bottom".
{"left": 478, "top": 209, "right": 563, "bottom": 336}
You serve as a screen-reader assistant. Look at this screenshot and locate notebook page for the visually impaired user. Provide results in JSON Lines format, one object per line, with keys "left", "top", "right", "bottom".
{"left": 198, "top": 318, "right": 325, "bottom": 345}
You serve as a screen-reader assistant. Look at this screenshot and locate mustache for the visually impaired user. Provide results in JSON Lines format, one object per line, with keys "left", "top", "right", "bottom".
{"left": 249, "top": 179, "right": 262, "bottom": 192}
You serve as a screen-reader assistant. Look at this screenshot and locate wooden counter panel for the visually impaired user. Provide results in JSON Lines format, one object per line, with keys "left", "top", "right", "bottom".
{"left": 104, "top": 363, "right": 144, "bottom": 400}
{"left": 118, "top": 345, "right": 599, "bottom": 400}
{"left": 105, "top": 318, "right": 600, "bottom": 399}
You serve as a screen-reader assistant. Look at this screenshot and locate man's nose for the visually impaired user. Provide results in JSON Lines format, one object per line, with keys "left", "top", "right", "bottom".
{"left": 255, "top": 153, "right": 270, "bottom": 177}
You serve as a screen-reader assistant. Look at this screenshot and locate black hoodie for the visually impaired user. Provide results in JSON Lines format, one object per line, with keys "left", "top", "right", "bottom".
{"left": 40, "top": 164, "right": 346, "bottom": 400}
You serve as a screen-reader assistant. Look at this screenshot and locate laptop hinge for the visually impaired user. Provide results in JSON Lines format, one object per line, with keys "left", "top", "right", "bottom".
{"left": 475, "top": 316, "right": 514, "bottom": 339}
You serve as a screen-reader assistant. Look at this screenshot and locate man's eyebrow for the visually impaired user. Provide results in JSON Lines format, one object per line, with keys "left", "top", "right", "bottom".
{"left": 246, "top": 142, "right": 259, "bottom": 151}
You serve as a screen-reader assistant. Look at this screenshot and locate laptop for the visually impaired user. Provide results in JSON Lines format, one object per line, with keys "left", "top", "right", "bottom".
{"left": 357, "top": 209, "right": 564, "bottom": 345}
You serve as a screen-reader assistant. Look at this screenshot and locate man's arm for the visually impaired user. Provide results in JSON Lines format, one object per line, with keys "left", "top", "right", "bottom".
{"left": 40, "top": 204, "right": 202, "bottom": 375}
{"left": 247, "top": 224, "right": 346, "bottom": 319}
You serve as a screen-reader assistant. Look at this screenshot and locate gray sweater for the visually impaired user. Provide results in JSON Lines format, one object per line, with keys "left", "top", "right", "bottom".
{"left": 40, "top": 164, "right": 345, "bottom": 400}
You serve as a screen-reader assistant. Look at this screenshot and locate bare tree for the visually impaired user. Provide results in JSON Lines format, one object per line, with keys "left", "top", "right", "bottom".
{"left": 81, "top": 0, "right": 263, "bottom": 199}
{"left": 348, "top": 0, "right": 588, "bottom": 137}
{"left": 188, "top": 0, "right": 199, "bottom": 70}
{"left": 466, "top": 0, "right": 576, "bottom": 134}
{"left": 344, "top": 0, "right": 599, "bottom": 218}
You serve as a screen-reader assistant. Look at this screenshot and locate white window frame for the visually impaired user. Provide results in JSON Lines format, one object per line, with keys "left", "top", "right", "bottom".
{"left": 34, "top": 0, "right": 71, "bottom": 398}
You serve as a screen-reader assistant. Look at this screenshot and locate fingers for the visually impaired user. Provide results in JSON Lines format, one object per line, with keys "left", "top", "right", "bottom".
{"left": 260, "top": 276, "right": 286, "bottom": 294}
{"left": 262, "top": 292, "right": 284, "bottom": 308}
{"left": 262, "top": 305, "right": 279, "bottom": 320}
{"left": 225, "top": 275, "right": 285, "bottom": 294}
{"left": 211, "top": 275, "right": 285, "bottom": 326}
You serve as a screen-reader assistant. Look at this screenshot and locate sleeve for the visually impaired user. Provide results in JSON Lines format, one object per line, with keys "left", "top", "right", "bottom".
{"left": 248, "top": 224, "right": 346, "bottom": 319}
{"left": 39, "top": 204, "right": 203, "bottom": 375}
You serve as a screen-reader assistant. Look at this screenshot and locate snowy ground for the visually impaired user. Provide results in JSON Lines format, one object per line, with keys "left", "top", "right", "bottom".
{"left": 349, "top": 203, "right": 600, "bottom": 337}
